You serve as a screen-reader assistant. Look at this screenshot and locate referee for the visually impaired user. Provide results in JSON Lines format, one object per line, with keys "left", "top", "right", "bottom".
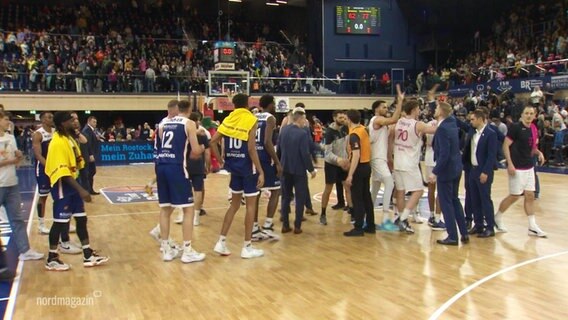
{"left": 344, "top": 109, "right": 374, "bottom": 236}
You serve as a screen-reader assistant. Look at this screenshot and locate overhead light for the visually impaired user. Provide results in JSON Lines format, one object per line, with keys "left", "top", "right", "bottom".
{"left": 266, "top": 1, "right": 279, "bottom": 6}
{"left": 228, "top": 0, "right": 242, "bottom": 2}
{"left": 276, "top": 0, "right": 288, "bottom": 3}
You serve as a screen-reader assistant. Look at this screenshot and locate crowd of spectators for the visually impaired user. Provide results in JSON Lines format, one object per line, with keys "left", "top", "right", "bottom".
{"left": 0, "top": 2, "right": 317, "bottom": 94}
{"left": 416, "top": 0, "right": 568, "bottom": 92}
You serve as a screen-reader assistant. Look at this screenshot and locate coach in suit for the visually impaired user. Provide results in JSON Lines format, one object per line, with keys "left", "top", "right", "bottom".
{"left": 463, "top": 109, "right": 498, "bottom": 237}
{"left": 278, "top": 107, "right": 316, "bottom": 234}
{"left": 82, "top": 116, "right": 100, "bottom": 195}
{"left": 430, "top": 102, "right": 468, "bottom": 245}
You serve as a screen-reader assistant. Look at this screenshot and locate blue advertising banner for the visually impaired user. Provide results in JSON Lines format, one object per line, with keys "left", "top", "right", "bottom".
{"left": 447, "top": 75, "right": 560, "bottom": 97}
{"left": 96, "top": 141, "right": 154, "bottom": 165}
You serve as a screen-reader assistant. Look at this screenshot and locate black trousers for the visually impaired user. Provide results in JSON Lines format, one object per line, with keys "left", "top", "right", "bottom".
{"left": 350, "top": 163, "right": 374, "bottom": 230}
{"left": 281, "top": 172, "right": 309, "bottom": 229}
{"left": 88, "top": 162, "right": 97, "bottom": 192}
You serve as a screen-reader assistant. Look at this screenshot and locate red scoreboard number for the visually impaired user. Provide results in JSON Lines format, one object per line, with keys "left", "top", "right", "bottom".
{"left": 222, "top": 48, "right": 233, "bottom": 55}
{"left": 348, "top": 12, "right": 356, "bottom": 19}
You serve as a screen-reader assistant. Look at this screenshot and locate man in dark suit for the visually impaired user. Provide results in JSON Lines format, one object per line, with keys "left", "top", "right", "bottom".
{"left": 278, "top": 106, "right": 316, "bottom": 234}
{"left": 82, "top": 116, "right": 100, "bottom": 195}
{"left": 463, "top": 109, "right": 498, "bottom": 237}
{"left": 429, "top": 102, "right": 468, "bottom": 245}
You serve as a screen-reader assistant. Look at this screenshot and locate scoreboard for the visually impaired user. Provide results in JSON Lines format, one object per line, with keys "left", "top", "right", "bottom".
{"left": 335, "top": 6, "right": 380, "bottom": 35}
{"left": 214, "top": 42, "right": 236, "bottom": 70}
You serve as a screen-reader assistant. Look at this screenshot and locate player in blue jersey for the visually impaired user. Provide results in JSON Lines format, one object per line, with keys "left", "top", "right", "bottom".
{"left": 210, "top": 93, "right": 265, "bottom": 259}
{"left": 32, "top": 111, "right": 54, "bottom": 235}
{"left": 251, "top": 95, "right": 282, "bottom": 241}
{"left": 155, "top": 100, "right": 206, "bottom": 263}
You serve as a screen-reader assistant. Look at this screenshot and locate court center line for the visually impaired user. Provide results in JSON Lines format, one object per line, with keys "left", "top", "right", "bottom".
{"left": 429, "top": 250, "right": 568, "bottom": 320}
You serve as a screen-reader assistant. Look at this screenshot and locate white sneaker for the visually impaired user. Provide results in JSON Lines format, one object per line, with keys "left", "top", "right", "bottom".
{"left": 251, "top": 228, "right": 269, "bottom": 241}
{"left": 181, "top": 247, "right": 206, "bottom": 263}
{"left": 261, "top": 226, "right": 280, "bottom": 241}
{"left": 494, "top": 213, "right": 507, "bottom": 233}
{"left": 213, "top": 240, "right": 231, "bottom": 256}
{"left": 45, "top": 257, "right": 70, "bottom": 271}
{"left": 193, "top": 214, "right": 200, "bottom": 226}
{"left": 38, "top": 224, "right": 50, "bottom": 235}
{"left": 149, "top": 225, "right": 161, "bottom": 242}
{"left": 159, "top": 239, "right": 181, "bottom": 252}
{"left": 69, "top": 224, "right": 76, "bottom": 233}
{"left": 528, "top": 226, "right": 547, "bottom": 238}
{"left": 19, "top": 249, "right": 45, "bottom": 261}
{"left": 161, "top": 243, "right": 179, "bottom": 262}
{"left": 174, "top": 211, "right": 183, "bottom": 224}
{"left": 241, "top": 245, "right": 264, "bottom": 259}
{"left": 413, "top": 212, "right": 427, "bottom": 224}
{"left": 59, "top": 242, "right": 82, "bottom": 254}
{"left": 83, "top": 252, "right": 109, "bottom": 267}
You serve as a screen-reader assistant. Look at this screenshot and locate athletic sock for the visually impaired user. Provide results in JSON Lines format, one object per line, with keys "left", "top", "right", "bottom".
{"left": 434, "top": 212, "right": 441, "bottom": 223}
{"left": 401, "top": 208, "right": 411, "bottom": 221}
{"left": 321, "top": 208, "right": 326, "bottom": 216}
{"left": 528, "top": 215, "right": 537, "bottom": 229}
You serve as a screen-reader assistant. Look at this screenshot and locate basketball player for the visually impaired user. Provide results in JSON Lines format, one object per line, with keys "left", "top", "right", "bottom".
{"left": 210, "top": 93, "right": 265, "bottom": 259}
{"left": 32, "top": 111, "right": 54, "bottom": 235}
{"left": 251, "top": 95, "right": 282, "bottom": 241}
{"left": 36, "top": 112, "right": 82, "bottom": 254}
{"left": 495, "top": 105, "right": 547, "bottom": 237}
{"left": 44, "top": 111, "right": 108, "bottom": 271}
{"left": 155, "top": 100, "right": 206, "bottom": 263}
{"left": 369, "top": 84, "right": 403, "bottom": 231}
{"left": 174, "top": 111, "right": 211, "bottom": 226}
{"left": 393, "top": 100, "right": 437, "bottom": 233}
{"left": 320, "top": 110, "right": 350, "bottom": 226}
{"left": 424, "top": 114, "right": 445, "bottom": 231}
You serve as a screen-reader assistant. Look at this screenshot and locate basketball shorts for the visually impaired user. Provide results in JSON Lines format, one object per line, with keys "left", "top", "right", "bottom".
{"left": 36, "top": 172, "right": 51, "bottom": 196}
{"left": 189, "top": 174, "right": 205, "bottom": 192}
{"left": 508, "top": 168, "right": 536, "bottom": 195}
{"left": 370, "top": 158, "right": 392, "bottom": 181}
{"left": 324, "top": 162, "right": 347, "bottom": 185}
{"left": 260, "top": 162, "right": 280, "bottom": 191}
{"left": 393, "top": 167, "right": 424, "bottom": 192}
{"left": 230, "top": 174, "right": 259, "bottom": 197}
{"left": 52, "top": 189, "right": 85, "bottom": 223}
{"left": 156, "top": 164, "right": 194, "bottom": 208}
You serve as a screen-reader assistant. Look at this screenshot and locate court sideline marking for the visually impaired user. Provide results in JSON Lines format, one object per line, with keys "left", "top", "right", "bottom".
{"left": 429, "top": 249, "right": 568, "bottom": 320}
{"left": 3, "top": 188, "right": 39, "bottom": 320}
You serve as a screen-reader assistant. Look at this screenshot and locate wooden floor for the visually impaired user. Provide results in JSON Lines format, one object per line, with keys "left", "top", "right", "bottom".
{"left": 13, "top": 164, "right": 568, "bottom": 320}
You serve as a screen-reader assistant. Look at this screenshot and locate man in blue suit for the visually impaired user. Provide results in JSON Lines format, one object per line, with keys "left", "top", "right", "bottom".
{"left": 429, "top": 102, "right": 468, "bottom": 245}
{"left": 463, "top": 109, "right": 498, "bottom": 237}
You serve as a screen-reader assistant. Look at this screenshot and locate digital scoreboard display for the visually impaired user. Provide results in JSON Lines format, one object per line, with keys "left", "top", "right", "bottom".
{"left": 336, "top": 6, "right": 380, "bottom": 35}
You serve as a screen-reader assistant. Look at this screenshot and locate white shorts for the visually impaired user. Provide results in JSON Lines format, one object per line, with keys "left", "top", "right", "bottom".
{"left": 371, "top": 158, "right": 392, "bottom": 181}
{"left": 425, "top": 165, "right": 435, "bottom": 181}
{"left": 394, "top": 168, "right": 424, "bottom": 192}
{"left": 508, "top": 168, "right": 536, "bottom": 195}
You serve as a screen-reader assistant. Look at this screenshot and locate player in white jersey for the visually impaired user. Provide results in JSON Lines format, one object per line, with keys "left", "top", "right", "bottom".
{"left": 424, "top": 118, "right": 446, "bottom": 230}
{"left": 393, "top": 100, "right": 437, "bottom": 233}
{"left": 369, "top": 84, "right": 403, "bottom": 231}
{"left": 32, "top": 112, "right": 55, "bottom": 235}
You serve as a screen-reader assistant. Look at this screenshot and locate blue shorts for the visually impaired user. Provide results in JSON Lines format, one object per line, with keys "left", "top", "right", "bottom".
{"left": 36, "top": 164, "right": 51, "bottom": 196}
{"left": 229, "top": 174, "right": 259, "bottom": 197}
{"left": 156, "top": 164, "right": 194, "bottom": 208}
{"left": 260, "top": 162, "right": 280, "bottom": 191}
{"left": 36, "top": 173, "right": 51, "bottom": 196}
{"left": 51, "top": 180, "right": 85, "bottom": 222}
{"left": 189, "top": 174, "right": 205, "bottom": 192}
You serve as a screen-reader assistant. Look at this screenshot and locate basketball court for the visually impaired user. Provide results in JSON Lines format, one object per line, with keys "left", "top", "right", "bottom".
{"left": 3, "top": 164, "right": 568, "bottom": 319}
